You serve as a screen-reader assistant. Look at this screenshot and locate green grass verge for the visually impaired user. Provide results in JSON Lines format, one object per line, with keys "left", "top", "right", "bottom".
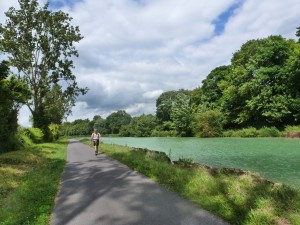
{"left": 0, "top": 140, "right": 67, "bottom": 225}
{"left": 84, "top": 140, "right": 300, "bottom": 225}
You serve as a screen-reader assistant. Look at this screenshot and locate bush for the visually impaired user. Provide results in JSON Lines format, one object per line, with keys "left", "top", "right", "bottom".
{"left": 223, "top": 127, "right": 283, "bottom": 137}
{"left": 48, "top": 123, "right": 60, "bottom": 141}
{"left": 21, "top": 128, "right": 44, "bottom": 144}
{"left": 192, "top": 109, "right": 224, "bottom": 137}
{"left": 258, "top": 127, "right": 282, "bottom": 137}
{"left": 239, "top": 127, "right": 259, "bottom": 137}
{"left": 151, "top": 130, "right": 177, "bottom": 137}
{"left": 18, "top": 129, "right": 33, "bottom": 147}
{"left": 223, "top": 127, "right": 259, "bottom": 137}
{"left": 284, "top": 125, "right": 300, "bottom": 132}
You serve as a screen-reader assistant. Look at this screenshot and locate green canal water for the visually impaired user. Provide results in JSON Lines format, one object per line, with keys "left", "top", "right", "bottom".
{"left": 103, "top": 137, "right": 300, "bottom": 187}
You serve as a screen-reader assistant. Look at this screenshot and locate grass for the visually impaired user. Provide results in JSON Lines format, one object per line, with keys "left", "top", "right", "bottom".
{"left": 0, "top": 140, "right": 67, "bottom": 225}
{"left": 83, "top": 139, "right": 300, "bottom": 225}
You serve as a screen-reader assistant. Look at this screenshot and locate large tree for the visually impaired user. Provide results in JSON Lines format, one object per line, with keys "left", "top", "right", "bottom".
{"left": 156, "top": 89, "right": 190, "bottom": 123}
{"left": 221, "top": 35, "right": 300, "bottom": 127}
{"left": 201, "top": 65, "right": 231, "bottom": 108}
{"left": 0, "top": 0, "right": 87, "bottom": 139}
{"left": 105, "top": 110, "right": 132, "bottom": 134}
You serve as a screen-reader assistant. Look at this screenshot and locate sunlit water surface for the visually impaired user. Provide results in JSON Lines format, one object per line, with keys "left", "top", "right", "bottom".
{"left": 103, "top": 137, "right": 300, "bottom": 187}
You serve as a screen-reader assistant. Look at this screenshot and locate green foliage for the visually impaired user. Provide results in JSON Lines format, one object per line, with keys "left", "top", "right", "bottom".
{"left": 20, "top": 127, "right": 44, "bottom": 144}
{"left": 192, "top": 109, "right": 224, "bottom": 137}
{"left": 0, "top": 141, "right": 67, "bottom": 225}
{"left": 105, "top": 110, "right": 132, "bottom": 134}
{"left": 29, "top": 128, "right": 44, "bottom": 143}
{"left": 48, "top": 123, "right": 60, "bottom": 141}
{"left": 201, "top": 65, "right": 231, "bottom": 107}
{"left": 258, "top": 127, "right": 282, "bottom": 137}
{"left": 170, "top": 93, "right": 193, "bottom": 136}
{"left": 120, "top": 114, "right": 156, "bottom": 137}
{"left": 18, "top": 128, "right": 34, "bottom": 147}
{"left": 223, "top": 127, "right": 284, "bottom": 137}
{"left": 0, "top": 0, "right": 87, "bottom": 139}
{"left": 156, "top": 90, "right": 179, "bottom": 123}
{"left": 150, "top": 129, "right": 177, "bottom": 137}
{"left": 60, "top": 119, "right": 92, "bottom": 136}
{"left": 190, "top": 87, "right": 203, "bottom": 110}
{"left": 156, "top": 89, "right": 191, "bottom": 123}
{"left": 221, "top": 36, "right": 300, "bottom": 127}
{"left": 284, "top": 125, "right": 300, "bottom": 132}
{"left": 223, "top": 127, "right": 259, "bottom": 137}
{"left": 0, "top": 61, "right": 31, "bottom": 153}
{"left": 177, "top": 157, "right": 194, "bottom": 167}
{"left": 92, "top": 115, "right": 108, "bottom": 135}
{"left": 44, "top": 84, "right": 74, "bottom": 125}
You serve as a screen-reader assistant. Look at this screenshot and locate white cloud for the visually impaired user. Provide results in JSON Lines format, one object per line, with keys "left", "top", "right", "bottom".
{"left": 1, "top": 0, "right": 300, "bottom": 125}
{"left": 143, "top": 90, "right": 164, "bottom": 99}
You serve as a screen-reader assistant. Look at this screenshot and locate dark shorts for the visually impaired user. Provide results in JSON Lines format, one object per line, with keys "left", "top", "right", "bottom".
{"left": 93, "top": 139, "right": 99, "bottom": 146}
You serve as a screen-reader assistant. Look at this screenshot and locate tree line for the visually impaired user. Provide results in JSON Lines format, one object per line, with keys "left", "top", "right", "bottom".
{"left": 1, "top": 0, "right": 300, "bottom": 153}
{"left": 60, "top": 28, "right": 300, "bottom": 137}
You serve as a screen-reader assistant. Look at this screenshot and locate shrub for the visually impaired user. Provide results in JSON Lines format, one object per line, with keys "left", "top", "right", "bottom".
{"left": 18, "top": 127, "right": 33, "bottom": 147}
{"left": 284, "top": 125, "right": 300, "bottom": 132}
{"left": 223, "top": 127, "right": 283, "bottom": 138}
{"left": 48, "top": 123, "right": 60, "bottom": 141}
{"left": 222, "top": 127, "right": 259, "bottom": 137}
{"left": 176, "top": 157, "right": 194, "bottom": 167}
{"left": 151, "top": 130, "right": 177, "bottom": 137}
{"left": 258, "top": 127, "right": 282, "bottom": 137}
{"left": 239, "top": 127, "right": 259, "bottom": 137}
{"left": 192, "top": 109, "right": 224, "bottom": 137}
{"left": 22, "top": 128, "right": 44, "bottom": 143}
{"left": 222, "top": 130, "right": 235, "bottom": 137}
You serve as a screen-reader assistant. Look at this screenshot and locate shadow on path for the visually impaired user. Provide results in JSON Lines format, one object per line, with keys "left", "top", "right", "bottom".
{"left": 51, "top": 140, "right": 229, "bottom": 225}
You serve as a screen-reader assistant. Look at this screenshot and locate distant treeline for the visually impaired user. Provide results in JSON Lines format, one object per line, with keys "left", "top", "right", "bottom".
{"left": 60, "top": 29, "right": 300, "bottom": 138}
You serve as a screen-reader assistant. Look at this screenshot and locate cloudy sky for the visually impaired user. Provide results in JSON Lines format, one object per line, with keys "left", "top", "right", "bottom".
{"left": 1, "top": 0, "right": 300, "bottom": 126}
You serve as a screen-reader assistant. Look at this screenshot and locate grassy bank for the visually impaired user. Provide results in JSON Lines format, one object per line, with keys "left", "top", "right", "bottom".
{"left": 84, "top": 140, "right": 300, "bottom": 225}
{"left": 0, "top": 140, "right": 67, "bottom": 225}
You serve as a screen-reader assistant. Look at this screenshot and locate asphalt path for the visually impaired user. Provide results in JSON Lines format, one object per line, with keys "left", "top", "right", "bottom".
{"left": 51, "top": 140, "right": 229, "bottom": 225}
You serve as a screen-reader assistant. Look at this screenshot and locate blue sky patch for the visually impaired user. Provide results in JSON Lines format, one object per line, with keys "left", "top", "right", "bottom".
{"left": 213, "top": 0, "right": 244, "bottom": 36}
{"left": 48, "top": 0, "right": 83, "bottom": 9}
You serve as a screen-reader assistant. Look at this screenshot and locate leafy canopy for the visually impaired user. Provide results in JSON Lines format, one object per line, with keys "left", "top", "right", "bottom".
{"left": 0, "top": 0, "right": 87, "bottom": 137}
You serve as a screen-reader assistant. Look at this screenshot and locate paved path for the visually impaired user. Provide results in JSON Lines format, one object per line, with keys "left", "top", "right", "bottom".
{"left": 51, "top": 140, "right": 229, "bottom": 225}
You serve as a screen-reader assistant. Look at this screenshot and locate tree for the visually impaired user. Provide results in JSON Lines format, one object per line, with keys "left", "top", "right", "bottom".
{"left": 133, "top": 114, "right": 156, "bottom": 137}
{"left": 220, "top": 35, "right": 300, "bottom": 127}
{"left": 0, "top": 0, "right": 87, "bottom": 139}
{"left": 44, "top": 84, "right": 74, "bottom": 124}
{"left": 105, "top": 110, "right": 131, "bottom": 134}
{"left": 120, "top": 114, "right": 156, "bottom": 137}
{"left": 156, "top": 89, "right": 190, "bottom": 123}
{"left": 170, "top": 93, "right": 193, "bottom": 136}
{"left": 0, "top": 60, "right": 30, "bottom": 152}
{"left": 200, "top": 65, "right": 231, "bottom": 110}
{"left": 92, "top": 115, "right": 108, "bottom": 135}
{"left": 190, "top": 87, "right": 203, "bottom": 110}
